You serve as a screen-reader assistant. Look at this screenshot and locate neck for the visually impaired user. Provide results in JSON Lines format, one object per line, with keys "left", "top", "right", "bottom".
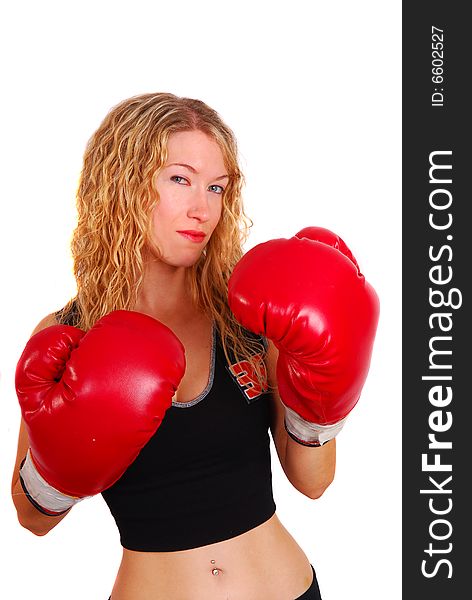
{"left": 133, "top": 255, "right": 197, "bottom": 323}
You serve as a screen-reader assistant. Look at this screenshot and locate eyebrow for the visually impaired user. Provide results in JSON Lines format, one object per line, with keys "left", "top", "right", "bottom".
{"left": 167, "top": 162, "right": 229, "bottom": 181}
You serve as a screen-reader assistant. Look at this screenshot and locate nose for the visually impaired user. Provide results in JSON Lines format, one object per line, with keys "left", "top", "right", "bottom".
{"left": 187, "top": 186, "right": 210, "bottom": 222}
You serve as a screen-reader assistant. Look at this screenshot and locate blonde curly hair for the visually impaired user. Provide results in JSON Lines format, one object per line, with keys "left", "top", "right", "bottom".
{"left": 58, "top": 92, "right": 267, "bottom": 382}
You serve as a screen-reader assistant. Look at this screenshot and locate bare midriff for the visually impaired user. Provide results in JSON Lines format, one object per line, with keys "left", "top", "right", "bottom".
{"left": 110, "top": 513, "right": 314, "bottom": 600}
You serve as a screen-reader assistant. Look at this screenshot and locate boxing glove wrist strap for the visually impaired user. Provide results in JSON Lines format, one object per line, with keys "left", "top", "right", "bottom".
{"left": 19, "top": 449, "right": 87, "bottom": 516}
{"left": 283, "top": 404, "right": 347, "bottom": 447}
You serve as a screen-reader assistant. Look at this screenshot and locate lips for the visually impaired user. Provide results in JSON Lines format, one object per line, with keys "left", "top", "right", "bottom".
{"left": 177, "top": 230, "right": 206, "bottom": 243}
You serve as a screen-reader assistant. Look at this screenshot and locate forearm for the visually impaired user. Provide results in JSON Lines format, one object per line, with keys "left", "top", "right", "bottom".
{"left": 272, "top": 399, "right": 336, "bottom": 499}
{"left": 11, "top": 472, "right": 70, "bottom": 536}
{"left": 282, "top": 433, "right": 336, "bottom": 499}
{"left": 11, "top": 420, "right": 71, "bottom": 536}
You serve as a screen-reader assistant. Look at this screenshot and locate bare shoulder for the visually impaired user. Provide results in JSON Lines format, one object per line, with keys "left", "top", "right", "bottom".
{"left": 30, "top": 312, "right": 60, "bottom": 337}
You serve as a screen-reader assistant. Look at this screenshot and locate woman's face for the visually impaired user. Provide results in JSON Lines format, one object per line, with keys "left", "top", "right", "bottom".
{"left": 151, "top": 130, "right": 228, "bottom": 268}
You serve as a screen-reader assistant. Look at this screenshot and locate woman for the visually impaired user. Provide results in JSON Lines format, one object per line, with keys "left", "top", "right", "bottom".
{"left": 12, "top": 92, "right": 376, "bottom": 599}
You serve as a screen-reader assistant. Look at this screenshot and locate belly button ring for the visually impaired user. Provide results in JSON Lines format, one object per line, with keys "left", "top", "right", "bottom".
{"left": 210, "top": 559, "right": 221, "bottom": 575}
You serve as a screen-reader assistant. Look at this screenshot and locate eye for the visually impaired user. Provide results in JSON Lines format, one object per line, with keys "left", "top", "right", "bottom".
{"left": 208, "top": 184, "right": 225, "bottom": 194}
{"left": 170, "top": 175, "right": 189, "bottom": 185}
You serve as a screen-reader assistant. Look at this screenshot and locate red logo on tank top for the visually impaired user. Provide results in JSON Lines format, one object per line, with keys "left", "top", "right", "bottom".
{"left": 228, "top": 353, "right": 268, "bottom": 400}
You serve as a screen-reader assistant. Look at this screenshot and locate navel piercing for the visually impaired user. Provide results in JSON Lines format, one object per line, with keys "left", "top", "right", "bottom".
{"left": 210, "top": 559, "right": 222, "bottom": 576}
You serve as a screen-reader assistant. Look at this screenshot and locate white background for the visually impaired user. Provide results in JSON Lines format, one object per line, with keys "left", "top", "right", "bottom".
{"left": 0, "top": 1, "right": 401, "bottom": 598}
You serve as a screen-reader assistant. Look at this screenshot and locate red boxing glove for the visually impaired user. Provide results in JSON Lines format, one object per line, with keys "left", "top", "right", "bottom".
{"left": 228, "top": 227, "right": 379, "bottom": 446}
{"left": 16, "top": 310, "right": 185, "bottom": 512}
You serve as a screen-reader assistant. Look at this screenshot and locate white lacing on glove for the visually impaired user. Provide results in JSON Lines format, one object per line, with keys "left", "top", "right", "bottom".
{"left": 19, "top": 449, "right": 89, "bottom": 516}
{"left": 283, "top": 404, "right": 348, "bottom": 447}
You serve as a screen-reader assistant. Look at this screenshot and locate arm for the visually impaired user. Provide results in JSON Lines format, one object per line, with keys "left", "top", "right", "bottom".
{"left": 266, "top": 340, "right": 336, "bottom": 500}
{"left": 11, "top": 313, "right": 70, "bottom": 536}
{"left": 12, "top": 309, "right": 186, "bottom": 536}
{"left": 12, "top": 420, "right": 71, "bottom": 535}
{"left": 228, "top": 226, "right": 379, "bottom": 494}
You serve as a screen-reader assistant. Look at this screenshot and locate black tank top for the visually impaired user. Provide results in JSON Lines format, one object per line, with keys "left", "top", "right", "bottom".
{"left": 55, "top": 305, "right": 276, "bottom": 551}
